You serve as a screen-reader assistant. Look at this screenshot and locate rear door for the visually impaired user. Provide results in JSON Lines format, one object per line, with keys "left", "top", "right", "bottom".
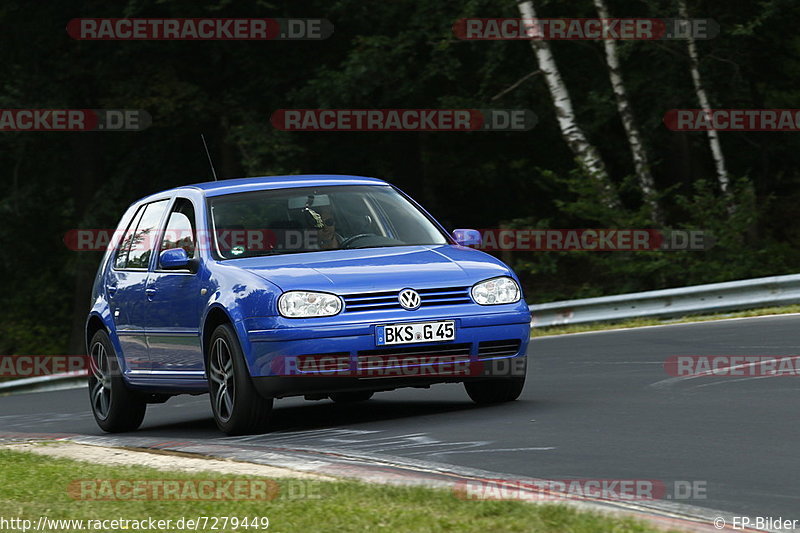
{"left": 106, "top": 199, "right": 170, "bottom": 373}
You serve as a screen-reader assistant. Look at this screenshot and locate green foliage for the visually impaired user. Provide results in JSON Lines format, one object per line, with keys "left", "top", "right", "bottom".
{"left": 511, "top": 172, "right": 800, "bottom": 303}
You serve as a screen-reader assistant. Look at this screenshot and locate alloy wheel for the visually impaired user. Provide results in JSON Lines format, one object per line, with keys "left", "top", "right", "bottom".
{"left": 89, "top": 341, "right": 112, "bottom": 420}
{"left": 209, "top": 337, "right": 236, "bottom": 422}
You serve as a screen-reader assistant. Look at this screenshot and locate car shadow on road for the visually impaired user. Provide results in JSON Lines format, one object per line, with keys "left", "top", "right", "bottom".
{"left": 135, "top": 395, "right": 530, "bottom": 436}
{"left": 266, "top": 398, "right": 478, "bottom": 432}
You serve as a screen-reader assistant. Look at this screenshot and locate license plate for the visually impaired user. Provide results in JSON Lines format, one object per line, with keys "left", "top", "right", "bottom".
{"left": 376, "top": 320, "right": 455, "bottom": 346}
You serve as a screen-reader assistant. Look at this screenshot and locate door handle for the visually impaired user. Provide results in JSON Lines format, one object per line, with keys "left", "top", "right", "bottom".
{"left": 106, "top": 285, "right": 118, "bottom": 297}
{"left": 145, "top": 288, "right": 156, "bottom": 301}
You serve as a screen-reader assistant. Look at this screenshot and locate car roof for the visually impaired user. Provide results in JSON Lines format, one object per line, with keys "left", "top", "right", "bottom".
{"left": 159, "top": 174, "right": 390, "bottom": 199}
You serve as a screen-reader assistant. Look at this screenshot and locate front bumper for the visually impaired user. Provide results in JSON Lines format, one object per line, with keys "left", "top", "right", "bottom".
{"left": 242, "top": 306, "right": 531, "bottom": 399}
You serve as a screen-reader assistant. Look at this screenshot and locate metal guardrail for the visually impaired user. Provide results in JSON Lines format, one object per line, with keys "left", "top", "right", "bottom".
{"left": 0, "top": 371, "right": 87, "bottom": 395}
{"left": 529, "top": 273, "right": 800, "bottom": 327}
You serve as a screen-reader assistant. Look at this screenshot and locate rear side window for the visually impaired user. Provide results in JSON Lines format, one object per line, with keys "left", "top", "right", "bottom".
{"left": 114, "top": 206, "right": 145, "bottom": 269}
{"left": 160, "top": 198, "right": 197, "bottom": 258}
{"left": 115, "top": 199, "right": 170, "bottom": 270}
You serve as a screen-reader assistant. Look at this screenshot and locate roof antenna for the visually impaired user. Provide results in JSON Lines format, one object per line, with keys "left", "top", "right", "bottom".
{"left": 201, "top": 134, "right": 218, "bottom": 181}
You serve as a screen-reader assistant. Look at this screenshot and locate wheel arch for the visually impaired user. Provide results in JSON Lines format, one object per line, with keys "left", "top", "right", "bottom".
{"left": 85, "top": 314, "right": 108, "bottom": 350}
{"left": 85, "top": 312, "right": 125, "bottom": 370}
{"left": 201, "top": 306, "right": 245, "bottom": 368}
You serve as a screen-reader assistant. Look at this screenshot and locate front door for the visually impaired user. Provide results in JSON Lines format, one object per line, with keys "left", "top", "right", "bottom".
{"left": 145, "top": 198, "right": 204, "bottom": 375}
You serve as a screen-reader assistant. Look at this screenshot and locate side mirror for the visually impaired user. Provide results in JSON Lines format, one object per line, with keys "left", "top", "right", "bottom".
{"left": 452, "top": 229, "right": 482, "bottom": 247}
{"left": 159, "top": 248, "right": 191, "bottom": 270}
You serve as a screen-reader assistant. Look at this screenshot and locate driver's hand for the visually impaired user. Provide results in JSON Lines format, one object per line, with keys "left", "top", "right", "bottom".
{"left": 318, "top": 226, "right": 339, "bottom": 249}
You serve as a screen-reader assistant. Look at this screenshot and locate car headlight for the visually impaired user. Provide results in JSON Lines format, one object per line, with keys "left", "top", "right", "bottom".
{"left": 278, "top": 291, "right": 342, "bottom": 318}
{"left": 471, "top": 277, "right": 521, "bottom": 305}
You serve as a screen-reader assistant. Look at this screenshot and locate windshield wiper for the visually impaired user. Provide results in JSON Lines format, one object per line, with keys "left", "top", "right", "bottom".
{"left": 347, "top": 243, "right": 435, "bottom": 249}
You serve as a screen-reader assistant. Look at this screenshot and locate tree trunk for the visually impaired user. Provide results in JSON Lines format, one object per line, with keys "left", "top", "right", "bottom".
{"left": 516, "top": 0, "right": 619, "bottom": 209}
{"left": 592, "top": 0, "right": 662, "bottom": 223}
{"left": 677, "top": 0, "right": 730, "bottom": 195}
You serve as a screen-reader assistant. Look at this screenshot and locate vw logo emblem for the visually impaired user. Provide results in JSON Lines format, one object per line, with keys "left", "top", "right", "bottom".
{"left": 398, "top": 289, "right": 421, "bottom": 310}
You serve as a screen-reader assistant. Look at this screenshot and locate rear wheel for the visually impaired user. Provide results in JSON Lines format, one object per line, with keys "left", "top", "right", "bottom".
{"left": 464, "top": 377, "right": 525, "bottom": 404}
{"left": 330, "top": 391, "right": 374, "bottom": 403}
{"left": 88, "top": 330, "right": 146, "bottom": 432}
{"left": 207, "top": 324, "right": 273, "bottom": 435}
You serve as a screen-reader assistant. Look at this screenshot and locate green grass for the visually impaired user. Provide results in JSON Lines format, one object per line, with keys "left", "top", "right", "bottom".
{"left": 0, "top": 447, "right": 676, "bottom": 533}
{"left": 531, "top": 304, "right": 800, "bottom": 338}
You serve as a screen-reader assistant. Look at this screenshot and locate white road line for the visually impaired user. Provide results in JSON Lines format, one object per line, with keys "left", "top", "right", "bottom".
{"left": 411, "top": 446, "right": 556, "bottom": 457}
{"left": 533, "top": 312, "right": 800, "bottom": 339}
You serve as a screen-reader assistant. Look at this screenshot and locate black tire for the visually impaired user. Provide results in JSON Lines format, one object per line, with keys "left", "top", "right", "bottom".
{"left": 464, "top": 377, "right": 526, "bottom": 404}
{"left": 207, "top": 324, "right": 273, "bottom": 435}
{"left": 330, "top": 391, "right": 374, "bottom": 403}
{"left": 88, "top": 330, "right": 146, "bottom": 433}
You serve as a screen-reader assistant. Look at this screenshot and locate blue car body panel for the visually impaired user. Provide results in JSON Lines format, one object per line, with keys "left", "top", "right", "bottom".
{"left": 86, "top": 175, "right": 531, "bottom": 398}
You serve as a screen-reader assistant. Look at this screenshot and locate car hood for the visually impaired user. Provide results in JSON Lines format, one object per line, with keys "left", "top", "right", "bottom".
{"left": 231, "top": 245, "right": 512, "bottom": 293}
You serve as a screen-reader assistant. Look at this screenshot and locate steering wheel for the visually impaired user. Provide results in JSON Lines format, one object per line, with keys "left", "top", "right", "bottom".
{"left": 339, "top": 233, "right": 376, "bottom": 248}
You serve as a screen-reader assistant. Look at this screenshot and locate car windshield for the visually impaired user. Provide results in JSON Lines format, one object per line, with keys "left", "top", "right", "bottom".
{"left": 208, "top": 185, "right": 448, "bottom": 259}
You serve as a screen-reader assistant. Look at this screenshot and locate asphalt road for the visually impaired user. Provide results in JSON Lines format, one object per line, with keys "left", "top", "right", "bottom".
{"left": 2, "top": 315, "right": 799, "bottom": 521}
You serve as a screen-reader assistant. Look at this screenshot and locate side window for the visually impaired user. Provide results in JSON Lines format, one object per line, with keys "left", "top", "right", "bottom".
{"left": 125, "top": 199, "right": 170, "bottom": 270}
{"left": 336, "top": 194, "right": 384, "bottom": 238}
{"left": 160, "top": 198, "right": 197, "bottom": 258}
{"left": 114, "top": 206, "right": 145, "bottom": 270}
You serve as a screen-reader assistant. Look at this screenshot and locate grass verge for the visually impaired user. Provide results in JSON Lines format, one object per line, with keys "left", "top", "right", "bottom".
{"left": 0, "top": 446, "right": 676, "bottom": 533}
{"left": 531, "top": 304, "right": 800, "bottom": 338}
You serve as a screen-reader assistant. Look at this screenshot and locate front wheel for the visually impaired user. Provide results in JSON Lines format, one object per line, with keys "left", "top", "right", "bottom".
{"left": 88, "top": 330, "right": 146, "bottom": 432}
{"left": 207, "top": 324, "right": 273, "bottom": 435}
{"left": 464, "top": 377, "right": 526, "bottom": 404}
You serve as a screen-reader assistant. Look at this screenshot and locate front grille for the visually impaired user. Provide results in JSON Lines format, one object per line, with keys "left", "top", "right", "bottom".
{"left": 478, "top": 339, "right": 522, "bottom": 358}
{"left": 342, "top": 290, "right": 398, "bottom": 312}
{"left": 342, "top": 287, "right": 472, "bottom": 312}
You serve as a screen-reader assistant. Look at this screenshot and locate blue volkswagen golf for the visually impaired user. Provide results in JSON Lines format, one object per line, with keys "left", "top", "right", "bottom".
{"left": 86, "top": 175, "right": 531, "bottom": 435}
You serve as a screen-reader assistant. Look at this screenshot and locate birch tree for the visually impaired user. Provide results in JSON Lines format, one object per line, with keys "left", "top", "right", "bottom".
{"left": 516, "top": 0, "right": 620, "bottom": 208}
{"left": 593, "top": 0, "right": 662, "bottom": 223}
{"left": 677, "top": 0, "right": 730, "bottom": 195}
